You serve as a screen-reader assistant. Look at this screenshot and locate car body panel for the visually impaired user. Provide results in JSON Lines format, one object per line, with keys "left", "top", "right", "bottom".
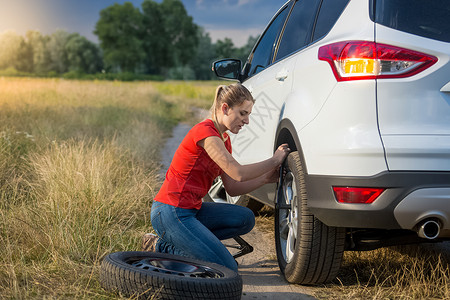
{"left": 375, "top": 25, "right": 450, "bottom": 171}
{"left": 298, "top": 81, "right": 386, "bottom": 176}
{"left": 394, "top": 188, "right": 450, "bottom": 231}
{"left": 232, "top": 55, "right": 295, "bottom": 164}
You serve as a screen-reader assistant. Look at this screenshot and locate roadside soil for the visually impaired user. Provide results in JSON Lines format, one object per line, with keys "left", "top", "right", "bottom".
{"left": 160, "top": 119, "right": 318, "bottom": 300}
{"left": 226, "top": 214, "right": 317, "bottom": 300}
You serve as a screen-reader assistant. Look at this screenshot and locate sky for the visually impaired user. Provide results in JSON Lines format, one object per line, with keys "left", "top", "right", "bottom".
{"left": 0, "top": 0, "right": 287, "bottom": 47}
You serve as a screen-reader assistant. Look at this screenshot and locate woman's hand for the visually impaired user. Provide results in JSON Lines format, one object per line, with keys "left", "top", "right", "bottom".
{"left": 266, "top": 144, "right": 290, "bottom": 184}
{"left": 273, "top": 143, "right": 290, "bottom": 166}
{"left": 222, "top": 144, "right": 290, "bottom": 195}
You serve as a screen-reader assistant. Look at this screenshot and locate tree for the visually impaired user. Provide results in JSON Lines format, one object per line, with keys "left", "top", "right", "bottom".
{"left": 214, "top": 38, "right": 236, "bottom": 60}
{"left": 141, "top": 0, "right": 198, "bottom": 74}
{"left": 190, "top": 27, "right": 216, "bottom": 80}
{"left": 141, "top": 0, "right": 166, "bottom": 74}
{"left": 26, "top": 30, "right": 52, "bottom": 74}
{"left": 47, "top": 30, "right": 72, "bottom": 73}
{"left": 95, "top": 2, "right": 144, "bottom": 72}
{"left": 235, "top": 35, "right": 258, "bottom": 63}
{"left": 159, "top": 0, "right": 198, "bottom": 67}
{"left": 0, "top": 30, "right": 23, "bottom": 70}
{"left": 0, "top": 30, "right": 37, "bottom": 73}
{"left": 13, "top": 38, "right": 33, "bottom": 72}
{"left": 66, "top": 34, "right": 103, "bottom": 74}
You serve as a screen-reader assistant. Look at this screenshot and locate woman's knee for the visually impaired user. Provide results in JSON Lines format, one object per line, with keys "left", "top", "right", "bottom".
{"left": 242, "top": 207, "right": 255, "bottom": 233}
{"left": 228, "top": 206, "right": 255, "bottom": 234}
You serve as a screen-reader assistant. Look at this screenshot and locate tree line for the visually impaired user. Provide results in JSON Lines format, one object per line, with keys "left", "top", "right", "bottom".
{"left": 0, "top": 0, "right": 257, "bottom": 80}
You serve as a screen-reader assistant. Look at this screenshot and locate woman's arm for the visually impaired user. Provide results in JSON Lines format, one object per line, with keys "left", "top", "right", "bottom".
{"left": 199, "top": 136, "right": 289, "bottom": 182}
{"left": 221, "top": 168, "right": 279, "bottom": 197}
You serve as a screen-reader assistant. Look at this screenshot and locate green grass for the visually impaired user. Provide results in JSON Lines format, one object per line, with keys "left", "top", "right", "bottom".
{"left": 0, "top": 77, "right": 216, "bottom": 298}
{"left": 153, "top": 80, "right": 226, "bottom": 110}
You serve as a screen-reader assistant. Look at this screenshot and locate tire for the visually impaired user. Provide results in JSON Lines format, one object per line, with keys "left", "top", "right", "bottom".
{"left": 204, "top": 177, "right": 264, "bottom": 214}
{"left": 274, "top": 151, "right": 345, "bottom": 285}
{"left": 100, "top": 251, "right": 242, "bottom": 300}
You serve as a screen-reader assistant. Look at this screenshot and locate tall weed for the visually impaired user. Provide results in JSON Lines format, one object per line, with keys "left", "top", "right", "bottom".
{"left": 319, "top": 246, "right": 450, "bottom": 299}
{"left": 1, "top": 140, "right": 157, "bottom": 298}
{"left": 0, "top": 129, "right": 36, "bottom": 209}
{"left": 29, "top": 140, "right": 156, "bottom": 259}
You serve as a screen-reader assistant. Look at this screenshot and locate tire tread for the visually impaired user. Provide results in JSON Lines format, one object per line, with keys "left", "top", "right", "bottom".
{"left": 276, "top": 151, "right": 345, "bottom": 285}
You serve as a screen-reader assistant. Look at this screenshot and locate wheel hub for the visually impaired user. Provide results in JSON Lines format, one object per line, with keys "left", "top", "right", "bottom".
{"left": 278, "top": 171, "right": 298, "bottom": 263}
{"left": 129, "top": 258, "right": 224, "bottom": 278}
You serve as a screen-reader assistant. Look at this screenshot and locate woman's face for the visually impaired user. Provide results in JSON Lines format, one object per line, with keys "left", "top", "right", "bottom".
{"left": 222, "top": 99, "right": 253, "bottom": 134}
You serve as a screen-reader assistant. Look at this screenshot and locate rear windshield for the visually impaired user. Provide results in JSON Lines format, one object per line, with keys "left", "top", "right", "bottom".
{"left": 373, "top": 0, "right": 450, "bottom": 43}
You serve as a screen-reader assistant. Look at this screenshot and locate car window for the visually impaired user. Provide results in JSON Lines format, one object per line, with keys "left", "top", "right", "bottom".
{"left": 275, "top": 0, "right": 321, "bottom": 62}
{"left": 373, "top": 0, "right": 450, "bottom": 43}
{"left": 312, "top": 0, "right": 350, "bottom": 42}
{"left": 248, "top": 6, "right": 289, "bottom": 77}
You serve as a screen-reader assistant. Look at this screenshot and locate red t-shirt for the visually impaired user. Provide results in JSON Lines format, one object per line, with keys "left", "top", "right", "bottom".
{"left": 154, "top": 119, "right": 232, "bottom": 209}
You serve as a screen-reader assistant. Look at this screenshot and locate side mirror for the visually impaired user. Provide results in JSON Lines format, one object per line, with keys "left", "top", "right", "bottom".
{"left": 212, "top": 59, "right": 241, "bottom": 80}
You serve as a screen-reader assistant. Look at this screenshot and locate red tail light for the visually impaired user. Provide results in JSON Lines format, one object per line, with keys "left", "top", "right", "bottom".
{"left": 318, "top": 41, "right": 437, "bottom": 81}
{"left": 333, "top": 186, "right": 385, "bottom": 204}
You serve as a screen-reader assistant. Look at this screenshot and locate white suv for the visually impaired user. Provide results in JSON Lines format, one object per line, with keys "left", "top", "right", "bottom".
{"left": 211, "top": 0, "right": 450, "bottom": 285}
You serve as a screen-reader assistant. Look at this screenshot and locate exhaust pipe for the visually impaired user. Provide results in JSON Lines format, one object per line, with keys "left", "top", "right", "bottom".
{"left": 417, "top": 219, "right": 440, "bottom": 240}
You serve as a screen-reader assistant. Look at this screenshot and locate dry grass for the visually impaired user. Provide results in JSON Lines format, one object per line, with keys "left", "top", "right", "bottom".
{"left": 0, "top": 77, "right": 216, "bottom": 298}
{"left": 0, "top": 141, "right": 155, "bottom": 298}
{"left": 312, "top": 244, "right": 450, "bottom": 299}
{"left": 254, "top": 205, "right": 275, "bottom": 234}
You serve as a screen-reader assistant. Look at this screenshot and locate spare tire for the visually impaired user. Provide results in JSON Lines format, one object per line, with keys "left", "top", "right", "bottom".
{"left": 100, "top": 251, "right": 242, "bottom": 300}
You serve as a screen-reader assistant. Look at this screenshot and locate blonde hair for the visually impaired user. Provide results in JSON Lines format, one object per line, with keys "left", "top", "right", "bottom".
{"left": 210, "top": 83, "right": 254, "bottom": 140}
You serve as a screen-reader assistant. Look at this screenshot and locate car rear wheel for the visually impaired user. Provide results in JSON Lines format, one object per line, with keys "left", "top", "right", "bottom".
{"left": 275, "top": 151, "right": 345, "bottom": 284}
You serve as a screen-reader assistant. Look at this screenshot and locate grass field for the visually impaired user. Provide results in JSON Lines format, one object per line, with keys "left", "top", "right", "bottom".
{"left": 0, "top": 77, "right": 219, "bottom": 299}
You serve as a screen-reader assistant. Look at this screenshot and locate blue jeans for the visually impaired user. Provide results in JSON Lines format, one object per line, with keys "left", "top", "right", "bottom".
{"left": 150, "top": 201, "right": 255, "bottom": 272}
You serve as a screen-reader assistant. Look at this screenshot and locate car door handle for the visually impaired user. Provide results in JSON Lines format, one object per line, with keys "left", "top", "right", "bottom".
{"left": 275, "top": 70, "right": 288, "bottom": 81}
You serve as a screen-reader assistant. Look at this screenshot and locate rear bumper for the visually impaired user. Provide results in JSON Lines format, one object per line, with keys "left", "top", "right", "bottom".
{"left": 306, "top": 171, "right": 450, "bottom": 229}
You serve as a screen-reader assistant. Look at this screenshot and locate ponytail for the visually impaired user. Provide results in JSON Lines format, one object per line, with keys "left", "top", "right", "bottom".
{"left": 211, "top": 85, "right": 226, "bottom": 140}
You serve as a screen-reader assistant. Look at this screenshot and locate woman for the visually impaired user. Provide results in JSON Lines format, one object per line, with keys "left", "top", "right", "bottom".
{"left": 145, "top": 83, "right": 290, "bottom": 272}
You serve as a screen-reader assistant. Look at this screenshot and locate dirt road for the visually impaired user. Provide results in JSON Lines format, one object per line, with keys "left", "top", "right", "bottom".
{"left": 229, "top": 224, "right": 317, "bottom": 299}
{"left": 160, "top": 121, "right": 317, "bottom": 300}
